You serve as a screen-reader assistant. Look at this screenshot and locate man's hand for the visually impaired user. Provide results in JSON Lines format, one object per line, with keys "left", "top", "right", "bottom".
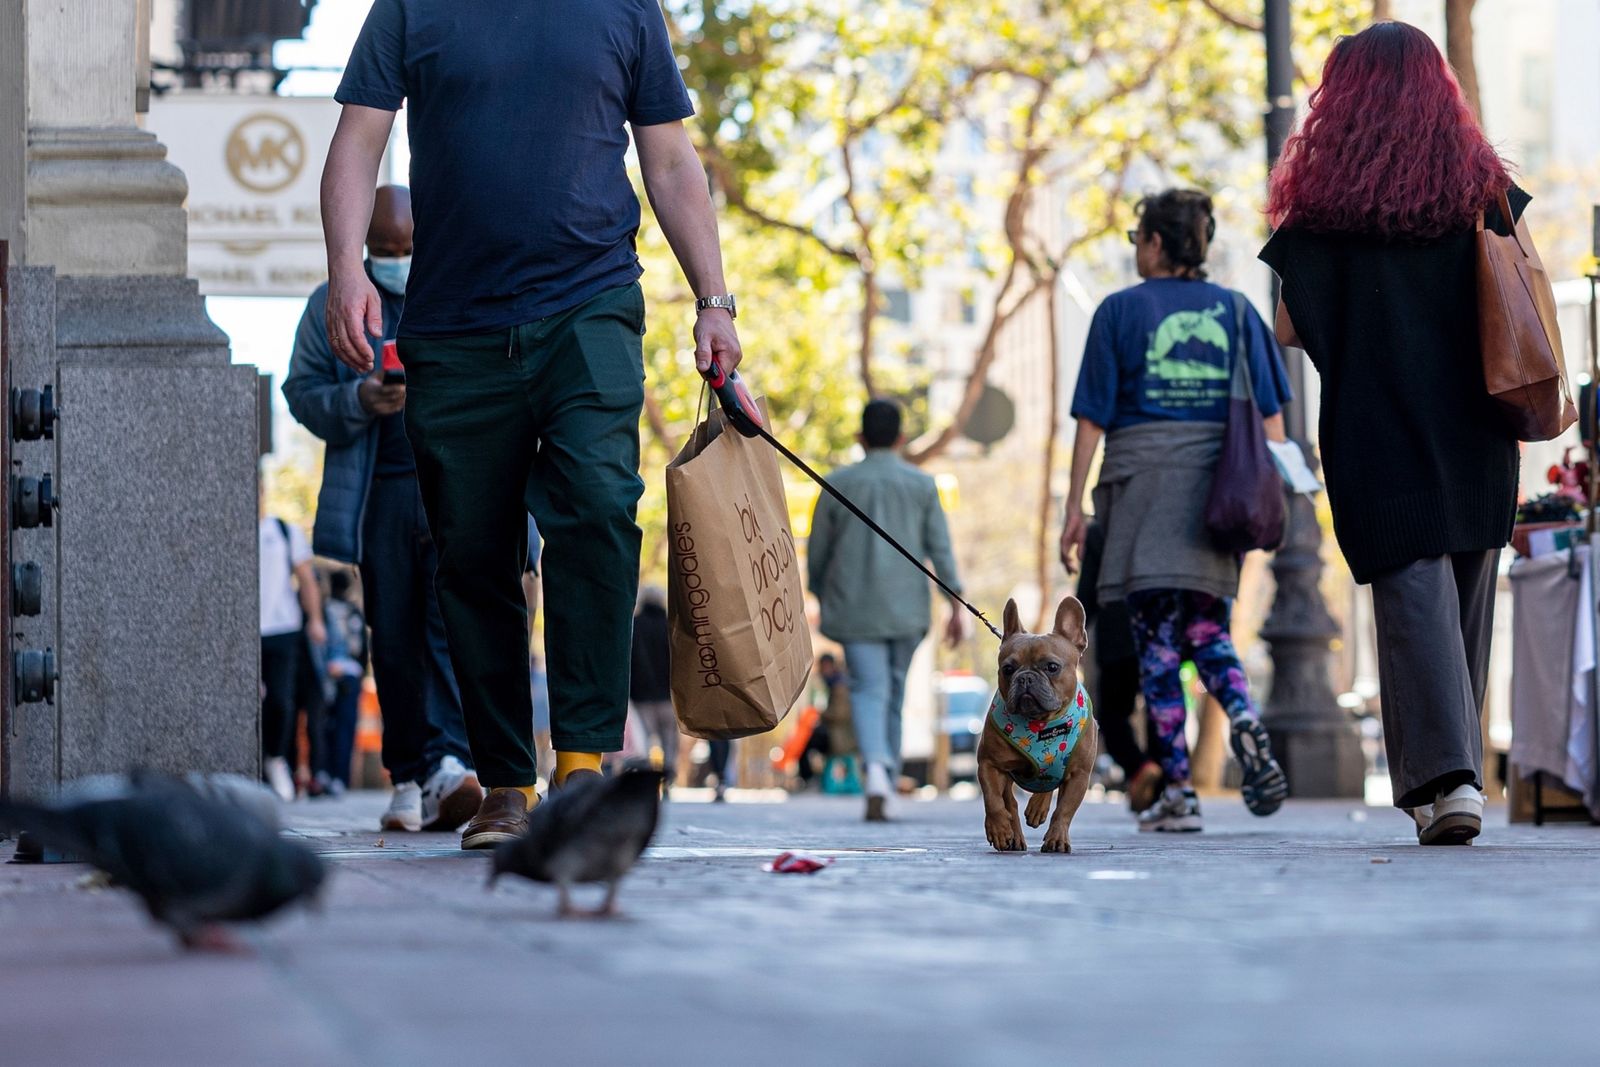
{"left": 306, "top": 616, "right": 328, "bottom": 649}
{"left": 944, "top": 607, "right": 969, "bottom": 650}
{"left": 326, "top": 266, "right": 384, "bottom": 373}
{"left": 694, "top": 308, "right": 743, "bottom": 375}
{"left": 1060, "top": 507, "right": 1088, "bottom": 575}
{"left": 357, "top": 368, "right": 406, "bottom": 416}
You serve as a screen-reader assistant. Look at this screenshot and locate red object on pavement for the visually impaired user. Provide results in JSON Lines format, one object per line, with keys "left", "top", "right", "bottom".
{"left": 765, "top": 851, "right": 833, "bottom": 874}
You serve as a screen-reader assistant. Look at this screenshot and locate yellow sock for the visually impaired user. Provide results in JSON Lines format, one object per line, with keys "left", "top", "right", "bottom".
{"left": 508, "top": 785, "right": 539, "bottom": 809}
{"left": 554, "top": 751, "right": 602, "bottom": 785}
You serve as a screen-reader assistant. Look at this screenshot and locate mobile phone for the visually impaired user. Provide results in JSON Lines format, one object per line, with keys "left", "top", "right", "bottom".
{"left": 380, "top": 339, "right": 406, "bottom": 385}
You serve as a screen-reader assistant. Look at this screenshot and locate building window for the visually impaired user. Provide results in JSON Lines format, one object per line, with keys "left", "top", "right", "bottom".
{"left": 882, "top": 287, "right": 912, "bottom": 323}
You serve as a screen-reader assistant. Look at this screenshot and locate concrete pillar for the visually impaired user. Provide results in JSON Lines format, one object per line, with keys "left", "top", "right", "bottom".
{"left": 1, "top": 0, "right": 259, "bottom": 792}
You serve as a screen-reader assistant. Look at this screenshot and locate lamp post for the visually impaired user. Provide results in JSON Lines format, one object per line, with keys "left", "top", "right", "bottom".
{"left": 1258, "top": 0, "right": 1366, "bottom": 797}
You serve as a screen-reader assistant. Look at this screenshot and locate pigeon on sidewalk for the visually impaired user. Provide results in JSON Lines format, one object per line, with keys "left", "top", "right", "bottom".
{"left": 0, "top": 771, "right": 326, "bottom": 951}
{"left": 489, "top": 767, "right": 664, "bottom": 918}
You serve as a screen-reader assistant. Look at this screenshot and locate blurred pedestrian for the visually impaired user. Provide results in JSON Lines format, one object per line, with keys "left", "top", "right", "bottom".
{"left": 1260, "top": 22, "right": 1525, "bottom": 846}
{"left": 1076, "top": 521, "right": 1162, "bottom": 812}
{"left": 317, "top": 569, "right": 367, "bottom": 795}
{"left": 808, "top": 399, "right": 966, "bottom": 822}
{"left": 284, "top": 186, "right": 482, "bottom": 833}
{"left": 707, "top": 740, "right": 733, "bottom": 803}
{"left": 324, "top": 0, "right": 745, "bottom": 849}
{"left": 629, "top": 586, "right": 679, "bottom": 794}
{"left": 1061, "top": 189, "right": 1291, "bottom": 833}
{"left": 259, "top": 495, "right": 324, "bottom": 803}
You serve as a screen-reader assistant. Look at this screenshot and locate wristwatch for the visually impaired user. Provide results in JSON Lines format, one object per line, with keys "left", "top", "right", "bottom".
{"left": 695, "top": 294, "right": 737, "bottom": 319}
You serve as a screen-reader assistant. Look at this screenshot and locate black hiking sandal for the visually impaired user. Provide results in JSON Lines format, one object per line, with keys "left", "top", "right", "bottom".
{"left": 1231, "top": 718, "right": 1289, "bottom": 816}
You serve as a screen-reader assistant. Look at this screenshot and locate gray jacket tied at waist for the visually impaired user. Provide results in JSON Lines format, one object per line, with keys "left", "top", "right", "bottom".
{"left": 1092, "top": 420, "right": 1239, "bottom": 601}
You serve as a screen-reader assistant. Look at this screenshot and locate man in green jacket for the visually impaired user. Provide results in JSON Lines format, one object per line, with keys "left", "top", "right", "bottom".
{"left": 807, "top": 399, "right": 966, "bottom": 821}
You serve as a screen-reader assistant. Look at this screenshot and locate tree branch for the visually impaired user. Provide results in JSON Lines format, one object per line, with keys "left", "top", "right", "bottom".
{"left": 1195, "top": 0, "right": 1261, "bottom": 32}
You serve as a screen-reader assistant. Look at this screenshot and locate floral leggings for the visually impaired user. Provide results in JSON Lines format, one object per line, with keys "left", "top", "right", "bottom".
{"left": 1125, "top": 589, "right": 1259, "bottom": 784}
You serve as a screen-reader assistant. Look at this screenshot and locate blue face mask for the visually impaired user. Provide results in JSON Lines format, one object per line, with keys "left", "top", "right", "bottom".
{"left": 369, "top": 255, "right": 411, "bottom": 295}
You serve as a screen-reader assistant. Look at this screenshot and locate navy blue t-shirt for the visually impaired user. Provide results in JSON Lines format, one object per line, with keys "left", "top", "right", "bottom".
{"left": 1070, "top": 278, "right": 1292, "bottom": 431}
{"left": 337, "top": 1, "right": 694, "bottom": 337}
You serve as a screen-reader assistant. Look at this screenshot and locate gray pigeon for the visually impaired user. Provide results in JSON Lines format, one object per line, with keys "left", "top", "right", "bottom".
{"left": 490, "top": 767, "right": 664, "bottom": 917}
{"left": 0, "top": 771, "right": 325, "bottom": 950}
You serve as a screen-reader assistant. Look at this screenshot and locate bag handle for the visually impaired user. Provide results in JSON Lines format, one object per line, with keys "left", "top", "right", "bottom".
{"left": 1478, "top": 188, "right": 1527, "bottom": 258}
{"left": 1229, "top": 291, "right": 1258, "bottom": 408}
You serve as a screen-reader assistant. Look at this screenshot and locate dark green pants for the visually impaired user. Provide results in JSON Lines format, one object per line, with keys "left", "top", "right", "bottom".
{"left": 399, "top": 283, "right": 646, "bottom": 787}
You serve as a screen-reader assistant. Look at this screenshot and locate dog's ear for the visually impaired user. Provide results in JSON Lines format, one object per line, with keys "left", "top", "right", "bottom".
{"left": 1053, "top": 596, "right": 1087, "bottom": 652}
{"left": 1002, "top": 598, "right": 1023, "bottom": 639}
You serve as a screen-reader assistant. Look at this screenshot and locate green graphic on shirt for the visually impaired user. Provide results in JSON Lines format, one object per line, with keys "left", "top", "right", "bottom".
{"left": 1145, "top": 302, "right": 1230, "bottom": 383}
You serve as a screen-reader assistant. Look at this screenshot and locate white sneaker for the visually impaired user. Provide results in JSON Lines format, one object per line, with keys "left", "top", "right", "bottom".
{"left": 1137, "top": 785, "right": 1203, "bottom": 833}
{"left": 381, "top": 781, "right": 423, "bottom": 832}
{"left": 263, "top": 757, "right": 295, "bottom": 803}
{"left": 419, "top": 755, "right": 483, "bottom": 832}
{"left": 1415, "top": 783, "right": 1483, "bottom": 846}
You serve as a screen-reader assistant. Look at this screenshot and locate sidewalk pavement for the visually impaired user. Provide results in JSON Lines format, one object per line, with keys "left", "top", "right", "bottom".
{"left": 3, "top": 790, "right": 1598, "bottom": 1066}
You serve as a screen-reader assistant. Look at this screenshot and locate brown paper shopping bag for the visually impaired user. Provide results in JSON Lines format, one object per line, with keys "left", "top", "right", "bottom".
{"left": 666, "top": 405, "right": 812, "bottom": 740}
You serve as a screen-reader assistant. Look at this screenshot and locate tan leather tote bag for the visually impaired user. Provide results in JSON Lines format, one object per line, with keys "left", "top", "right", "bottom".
{"left": 1477, "top": 188, "right": 1576, "bottom": 442}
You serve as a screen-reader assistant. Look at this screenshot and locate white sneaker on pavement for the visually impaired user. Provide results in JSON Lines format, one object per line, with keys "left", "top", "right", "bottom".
{"left": 264, "top": 757, "right": 295, "bottom": 803}
{"left": 1137, "top": 785, "right": 1203, "bottom": 833}
{"left": 419, "top": 755, "right": 483, "bottom": 832}
{"left": 381, "top": 781, "right": 423, "bottom": 832}
{"left": 1414, "top": 783, "right": 1483, "bottom": 846}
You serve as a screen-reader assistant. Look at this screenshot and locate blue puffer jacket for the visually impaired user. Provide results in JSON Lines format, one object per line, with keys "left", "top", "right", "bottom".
{"left": 281, "top": 271, "right": 402, "bottom": 565}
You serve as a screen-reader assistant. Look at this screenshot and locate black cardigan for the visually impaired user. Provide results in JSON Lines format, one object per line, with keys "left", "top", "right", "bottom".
{"left": 1258, "top": 190, "right": 1527, "bottom": 584}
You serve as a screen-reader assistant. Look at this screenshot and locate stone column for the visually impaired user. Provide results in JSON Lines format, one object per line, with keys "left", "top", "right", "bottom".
{"left": 2, "top": 0, "right": 260, "bottom": 792}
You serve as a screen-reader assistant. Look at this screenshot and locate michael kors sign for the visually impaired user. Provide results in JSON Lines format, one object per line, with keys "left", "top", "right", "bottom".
{"left": 147, "top": 97, "right": 341, "bottom": 298}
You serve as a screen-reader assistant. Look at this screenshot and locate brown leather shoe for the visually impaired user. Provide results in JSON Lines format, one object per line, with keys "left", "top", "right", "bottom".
{"left": 461, "top": 787, "right": 532, "bottom": 851}
{"left": 1126, "top": 761, "right": 1165, "bottom": 815}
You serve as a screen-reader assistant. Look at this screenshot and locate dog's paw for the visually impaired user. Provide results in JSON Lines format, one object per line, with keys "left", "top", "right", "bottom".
{"left": 1040, "top": 828, "right": 1072, "bottom": 854}
{"left": 1023, "top": 793, "right": 1051, "bottom": 829}
{"left": 985, "top": 815, "right": 1028, "bottom": 852}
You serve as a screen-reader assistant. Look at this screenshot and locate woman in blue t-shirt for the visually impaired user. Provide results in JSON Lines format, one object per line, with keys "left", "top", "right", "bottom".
{"left": 1059, "top": 189, "right": 1293, "bottom": 833}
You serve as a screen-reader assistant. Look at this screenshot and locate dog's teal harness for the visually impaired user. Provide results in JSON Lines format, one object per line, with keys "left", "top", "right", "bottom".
{"left": 988, "top": 684, "right": 1090, "bottom": 793}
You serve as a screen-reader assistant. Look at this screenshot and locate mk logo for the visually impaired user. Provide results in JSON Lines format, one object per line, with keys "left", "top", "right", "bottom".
{"left": 225, "top": 114, "right": 306, "bottom": 194}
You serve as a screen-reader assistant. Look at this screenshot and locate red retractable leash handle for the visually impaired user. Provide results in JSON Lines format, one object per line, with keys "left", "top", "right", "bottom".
{"left": 696, "top": 359, "right": 1002, "bottom": 640}
{"left": 701, "top": 359, "right": 765, "bottom": 439}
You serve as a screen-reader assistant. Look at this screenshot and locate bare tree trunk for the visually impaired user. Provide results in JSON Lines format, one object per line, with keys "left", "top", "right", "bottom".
{"left": 1034, "top": 277, "right": 1063, "bottom": 633}
{"left": 1445, "top": 0, "right": 1482, "bottom": 119}
{"left": 1372, "top": 0, "right": 1392, "bottom": 20}
{"left": 859, "top": 264, "right": 879, "bottom": 397}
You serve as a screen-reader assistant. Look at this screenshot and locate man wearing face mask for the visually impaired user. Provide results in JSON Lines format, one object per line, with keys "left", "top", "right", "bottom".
{"left": 283, "top": 184, "right": 486, "bottom": 834}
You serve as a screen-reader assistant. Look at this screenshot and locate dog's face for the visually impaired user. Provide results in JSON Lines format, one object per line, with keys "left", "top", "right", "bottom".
{"left": 997, "top": 597, "right": 1088, "bottom": 717}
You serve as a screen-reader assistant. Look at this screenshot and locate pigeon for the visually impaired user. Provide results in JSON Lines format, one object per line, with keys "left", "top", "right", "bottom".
{"left": 490, "top": 767, "right": 664, "bottom": 918}
{"left": 0, "top": 771, "right": 326, "bottom": 950}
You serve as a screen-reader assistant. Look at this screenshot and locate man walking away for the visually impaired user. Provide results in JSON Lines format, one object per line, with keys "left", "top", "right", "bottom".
{"left": 259, "top": 499, "right": 325, "bottom": 802}
{"left": 807, "top": 399, "right": 966, "bottom": 821}
{"left": 284, "top": 185, "right": 482, "bottom": 833}
{"left": 324, "top": 1, "right": 745, "bottom": 849}
{"left": 629, "top": 586, "right": 678, "bottom": 795}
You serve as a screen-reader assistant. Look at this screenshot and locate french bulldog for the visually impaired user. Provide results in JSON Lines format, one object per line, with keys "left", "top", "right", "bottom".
{"left": 977, "top": 597, "right": 1098, "bottom": 853}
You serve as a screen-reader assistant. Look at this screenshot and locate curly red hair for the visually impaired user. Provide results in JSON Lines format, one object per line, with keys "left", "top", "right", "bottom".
{"left": 1267, "top": 21, "right": 1510, "bottom": 240}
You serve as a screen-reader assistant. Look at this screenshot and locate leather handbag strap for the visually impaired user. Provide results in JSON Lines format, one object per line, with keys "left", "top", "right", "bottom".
{"left": 1480, "top": 188, "right": 1527, "bottom": 256}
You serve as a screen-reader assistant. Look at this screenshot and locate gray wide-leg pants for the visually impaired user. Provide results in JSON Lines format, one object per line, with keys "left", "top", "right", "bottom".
{"left": 1371, "top": 550, "right": 1500, "bottom": 810}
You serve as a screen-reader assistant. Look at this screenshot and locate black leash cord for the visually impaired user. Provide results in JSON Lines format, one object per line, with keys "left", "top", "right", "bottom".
{"left": 746, "top": 419, "right": 1003, "bottom": 641}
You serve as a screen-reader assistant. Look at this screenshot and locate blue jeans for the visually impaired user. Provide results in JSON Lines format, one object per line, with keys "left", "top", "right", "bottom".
{"left": 842, "top": 637, "right": 921, "bottom": 774}
{"left": 362, "top": 475, "right": 474, "bottom": 784}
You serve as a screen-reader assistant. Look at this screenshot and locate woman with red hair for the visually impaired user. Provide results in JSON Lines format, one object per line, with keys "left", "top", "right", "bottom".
{"left": 1260, "top": 21, "right": 1526, "bottom": 846}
